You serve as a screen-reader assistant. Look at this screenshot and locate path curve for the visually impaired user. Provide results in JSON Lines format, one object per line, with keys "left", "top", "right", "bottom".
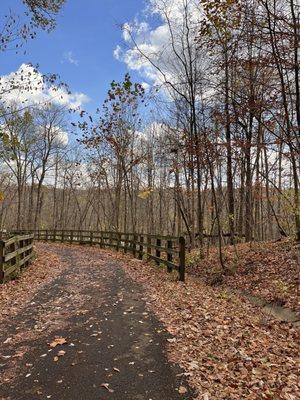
{"left": 0, "top": 243, "right": 193, "bottom": 400}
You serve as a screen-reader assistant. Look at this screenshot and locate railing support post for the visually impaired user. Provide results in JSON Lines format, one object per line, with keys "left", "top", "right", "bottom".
{"left": 116, "top": 232, "right": 121, "bottom": 252}
{"left": 133, "top": 234, "right": 137, "bottom": 258}
{"left": 179, "top": 236, "right": 185, "bottom": 282}
{"left": 167, "top": 240, "right": 173, "bottom": 273}
{"left": 139, "top": 236, "right": 144, "bottom": 260}
{"left": 156, "top": 238, "right": 161, "bottom": 265}
{"left": 147, "top": 236, "right": 151, "bottom": 261}
{"left": 124, "top": 234, "right": 128, "bottom": 253}
{"left": 0, "top": 240, "right": 4, "bottom": 284}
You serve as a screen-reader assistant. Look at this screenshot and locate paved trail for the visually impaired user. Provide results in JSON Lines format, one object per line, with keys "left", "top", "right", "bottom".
{"left": 0, "top": 244, "right": 193, "bottom": 400}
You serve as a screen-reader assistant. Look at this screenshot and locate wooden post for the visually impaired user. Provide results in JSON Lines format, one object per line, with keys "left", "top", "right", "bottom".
{"left": 147, "top": 236, "right": 151, "bottom": 260}
{"left": 53, "top": 229, "right": 56, "bottom": 242}
{"left": 167, "top": 240, "right": 173, "bottom": 273}
{"left": 0, "top": 240, "right": 4, "bottom": 284}
{"left": 22, "top": 238, "right": 25, "bottom": 265}
{"left": 70, "top": 230, "right": 74, "bottom": 244}
{"left": 25, "top": 237, "right": 28, "bottom": 266}
{"left": 90, "top": 231, "right": 94, "bottom": 245}
{"left": 124, "top": 233, "right": 128, "bottom": 253}
{"left": 139, "top": 236, "right": 144, "bottom": 260}
{"left": 156, "top": 238, "right": 161, "bottom": 265}
{"left": 61, "top": 230, "right": 64, "bottom": 243}
{"left": 100, "top": 232, "right": 104, "bottom": 248}
{"left": 15, "top": 238, "right": 20, "bottom": 274}
{"left": 179, "top": 236, "right": 185, "bottom": 282}
{"left": 22, "top": 237, "right": 25, "bottom": 267}
{"left": 46, "top": 230, "right": 48, "bottom": 242}
{"left": 133, "top": 234, "right": 137, "bottom": 258}
{"left": 116, "top": 232, "right": 121, "bottom": 251}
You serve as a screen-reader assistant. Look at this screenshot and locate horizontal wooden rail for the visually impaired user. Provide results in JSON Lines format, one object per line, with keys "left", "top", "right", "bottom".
{"left": 13, "top": 230, "right": 186, "bottom": 281}
{"left": 0, "top": 234, "right": 34, "bottom": 283}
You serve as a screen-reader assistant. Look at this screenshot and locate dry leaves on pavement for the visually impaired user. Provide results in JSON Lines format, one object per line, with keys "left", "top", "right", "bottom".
{"left": 118, "top": 253, "right": 299, "bottom": 400}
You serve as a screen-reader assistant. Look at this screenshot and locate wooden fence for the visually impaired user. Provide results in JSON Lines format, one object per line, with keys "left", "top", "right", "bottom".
{"left": 0, "top": 234, "right": 34, "bottom": 283}
{"left": 14, "top": 230, "right": 186, "bottom": 281}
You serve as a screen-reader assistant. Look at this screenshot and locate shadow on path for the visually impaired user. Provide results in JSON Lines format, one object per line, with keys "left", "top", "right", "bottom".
{"left": 0, "top": 244, "right": 194, "bottom": 400}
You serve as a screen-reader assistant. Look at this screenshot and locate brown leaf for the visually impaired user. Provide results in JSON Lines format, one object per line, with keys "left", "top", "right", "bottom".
{"left": 49, "top": 337, "right": 67, "bottom": 348}
{"left": 100, "top": 383, "right": 114, "bottom": 393}
{"left": 178, "top": 386, "right": 187, "bottom": 394}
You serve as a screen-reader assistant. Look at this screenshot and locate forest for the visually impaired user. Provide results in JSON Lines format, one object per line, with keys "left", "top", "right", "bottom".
{"left": 1, "top": 0, "right": 299, "bottom": 248}
{"left": 0, "top": 1, "right": 299, "bottom": 399}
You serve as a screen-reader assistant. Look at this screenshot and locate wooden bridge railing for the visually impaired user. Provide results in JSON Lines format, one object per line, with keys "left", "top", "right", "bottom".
{"left": 13, "top": 230, "right": 186, "bottom": 281}
{"left": 0, "top": 234, "right": 34, "bottom": 283}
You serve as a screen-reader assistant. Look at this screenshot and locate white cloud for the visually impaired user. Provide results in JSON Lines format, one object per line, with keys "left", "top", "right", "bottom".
{"left": 0, "top": 64, "right": 89, "bottom": 110}
{"left": 48, "top": 86, "right": 89, "bottom": 109}
{"left": 113, "top": 45, "right": 122, "bottom": 60}
{"left": 122, "top": 22, "right": 132, "bottom": 42}
{"left": 141, "top": 81, "right": 151, "bottom": 91}
{"left": 63, "top": 51, "right": 79, "bottom": 66}
{"left": 115, "top": 0, "right": 204, "bottom": 89}
{"left": 53, "top": 128, "right": 69, "bottom": 146}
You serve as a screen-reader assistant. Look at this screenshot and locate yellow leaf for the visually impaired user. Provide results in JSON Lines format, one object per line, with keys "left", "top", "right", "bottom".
{"left": 178, "top": 386, "right": 187, "bottom": 394}
{"left": 138, "top": 188, "right": 153, "bottom": 200}
{"left": 49, "top": 337, "right": 67, "bottom": 348}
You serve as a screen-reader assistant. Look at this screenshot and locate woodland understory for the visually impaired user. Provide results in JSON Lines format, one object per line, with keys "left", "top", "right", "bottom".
{"left": 0, "top": 1, "right": 299, "bottom": 398}
{"left": 1, "top": 242, "right": 299, "bottom": 400}
{"left": 1, "top": 0, "right": 299, "bottom": 256}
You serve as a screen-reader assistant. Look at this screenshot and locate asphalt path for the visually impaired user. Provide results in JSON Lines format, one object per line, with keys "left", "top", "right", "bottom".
{"left": 0, "top": 244, "right": 193, "bottom": 400}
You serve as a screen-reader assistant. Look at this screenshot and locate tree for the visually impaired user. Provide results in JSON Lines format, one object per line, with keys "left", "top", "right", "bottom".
{"left": 0, "top": 108, "right": 35, "bottom": 229}
{"left": 80, "top": 74, "right": 146, "bottom": 232}
{"left": 0, "top": 104, "right": 67, "bottom": 229}
{"left": 30, "top": 104, "right": 68, "bottom": 229}
{"left": 0, "top": 0, "right": 66, "bottom": 52}
{"left": 0, "top": 1, "right": 67, "bottom": 124}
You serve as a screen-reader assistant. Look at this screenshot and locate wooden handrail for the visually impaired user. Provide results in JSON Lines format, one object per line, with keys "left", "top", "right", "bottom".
{"left": 0, "top": 234, "right": 35, "bottom": 284}
{"left": 12, "top": 229, "right": 186, "bottom": 281}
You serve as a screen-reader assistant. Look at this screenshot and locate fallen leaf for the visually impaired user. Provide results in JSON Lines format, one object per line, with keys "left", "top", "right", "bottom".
{"left": 167, "top": 338, "right": 176, "bottom": 343}
{"left": 100, "top": 383, "right": 114, "bottom": 393}
{"left": 49, "top": 337, "right": 67, "bottom": 348}
{"left": 178, "top": 386, "right": 187, "bottom": 394}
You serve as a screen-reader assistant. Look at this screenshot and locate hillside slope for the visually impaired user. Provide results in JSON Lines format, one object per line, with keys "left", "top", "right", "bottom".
{"left": 187, "top": 239, "right": 299, "bottom": 315}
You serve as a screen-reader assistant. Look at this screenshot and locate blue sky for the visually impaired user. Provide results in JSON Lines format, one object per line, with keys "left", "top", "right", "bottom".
{"left": 0, "top": 0, "right": 150, "bottom": 113}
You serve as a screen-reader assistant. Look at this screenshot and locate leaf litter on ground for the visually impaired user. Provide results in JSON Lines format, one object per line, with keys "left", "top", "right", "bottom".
{"left": 112, "top": 249, "right": 300, "bottom": 400}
